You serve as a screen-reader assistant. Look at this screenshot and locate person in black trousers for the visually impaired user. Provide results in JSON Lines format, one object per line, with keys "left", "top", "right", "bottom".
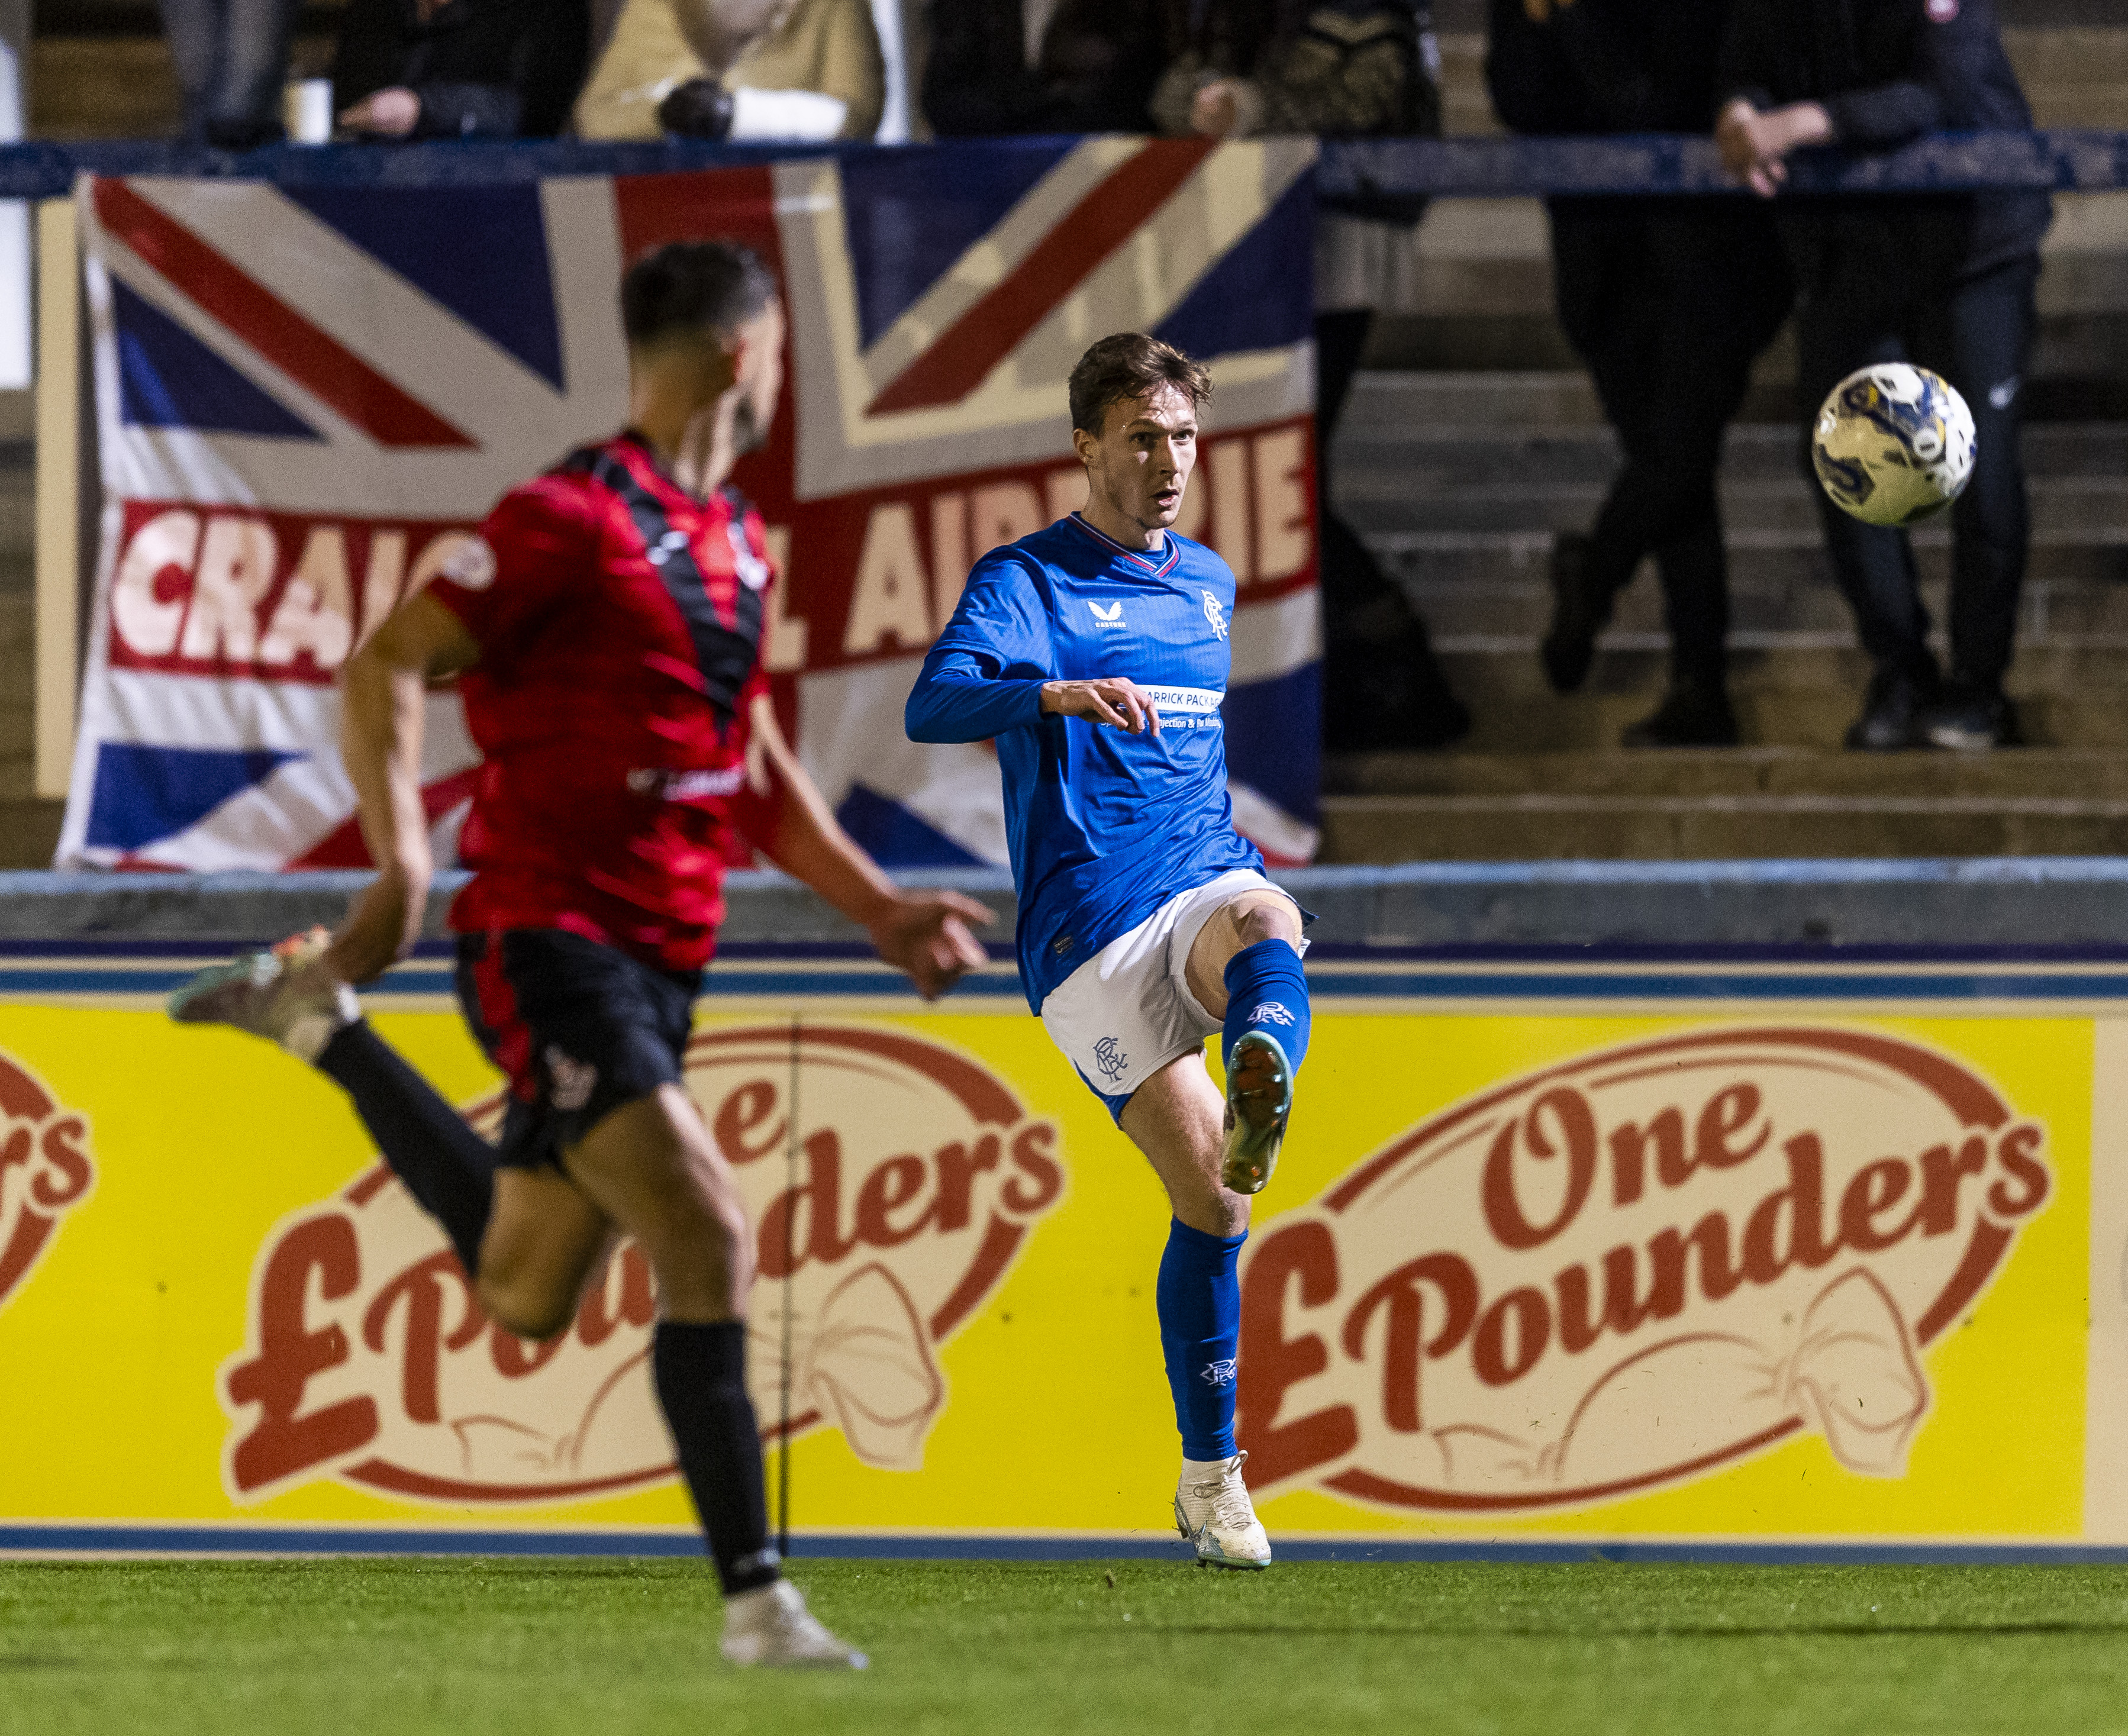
{"left": 332, "top": 0, "right": 589, "bottom": 137}
{"left": 922, "top": 0, "right": 1164, "bottom": 136}
{"left": 1718, "top": 0, "right": 2050, "bottom": 750}
{"left": 1489, "top": 0, "right": 1793, "bottom": 748}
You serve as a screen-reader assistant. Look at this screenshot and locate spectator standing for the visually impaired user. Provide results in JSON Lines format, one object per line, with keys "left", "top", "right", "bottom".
{"left": 1488, "top": 0, "right": 1792, "bottom": 748}
{"left": 162, "top": 0, "right": 296, "bottom": 145}
{"left": 333, "top": 0, "right": 591, "bottom": 135}
{"left": 921, "top": 0, "right": 1163, "bottom": 137}
{"left": 1157, "top": 0, "right": 1471, "bottom": 753}
{"left": 578, "top": 0, "right": 885, "bottom": 140}
{"left": 1718, "top": 0, "right": 2051, "bottom": 750}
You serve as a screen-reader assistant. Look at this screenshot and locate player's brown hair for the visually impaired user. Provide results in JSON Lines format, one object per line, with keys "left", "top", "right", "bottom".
{"left": 1068, "top": 333, "right": 1213, "bottom": 435}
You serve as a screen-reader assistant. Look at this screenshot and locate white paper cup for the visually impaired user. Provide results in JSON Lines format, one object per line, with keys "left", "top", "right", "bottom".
{"left": 283, "top": 79, "right": 334, "bottom": 145}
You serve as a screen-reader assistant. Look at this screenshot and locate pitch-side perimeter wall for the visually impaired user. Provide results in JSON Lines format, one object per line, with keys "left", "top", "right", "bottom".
{"left": 4, "top": 866, "right": 2127, "bottom": 1561}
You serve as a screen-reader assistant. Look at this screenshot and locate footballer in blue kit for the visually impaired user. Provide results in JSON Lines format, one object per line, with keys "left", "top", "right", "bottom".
{"left": 907, "top": 333, "right": 1314, "bottom": 1569}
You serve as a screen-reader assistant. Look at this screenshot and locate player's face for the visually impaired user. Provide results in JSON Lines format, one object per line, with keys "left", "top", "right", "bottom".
{"left": 1080, "top": 385, "right": 1198, "bottom": 535}
{"left": 726, "top": 299, "right": 786, "bottom": 456}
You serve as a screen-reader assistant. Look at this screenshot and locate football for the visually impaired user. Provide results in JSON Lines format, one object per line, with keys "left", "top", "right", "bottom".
{"left": 1811, "top": 363, "right": 1977, "bottom": 527}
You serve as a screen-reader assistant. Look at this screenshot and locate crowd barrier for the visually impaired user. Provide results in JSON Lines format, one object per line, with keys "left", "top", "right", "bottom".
{"left": 4, "top": 864, "right": 2128, "bottom": 1561}
{"left": 0, "top": 128, "right": 2124, "bottom": 199}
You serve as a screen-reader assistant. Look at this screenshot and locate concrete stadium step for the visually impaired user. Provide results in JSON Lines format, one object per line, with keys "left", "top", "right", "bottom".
{"left": 1390, "top": 567, "right": 2128, "bottom": 656}
{"left": 1347, "top": 473, "right": 2128, "bottom": 540}
{"left": 1329, "top": 746, "right": 2128, "bottom": 800}
{"left": 1370, "top": 528, "right": 2128, "bottom": 611}
{"left": 1370, "top": 190, "right": 2128, "bottom": 409}
{"left": 1420, "top": 647, "right": 2128, "bottom": 752}
{"left": 1332, "top": 374, "right": 2128, "bottom": 722}
{"left": 1319, "top": 741, "right": 2128, "bottom": 864}
{"left": 1319, "top": 777, "right": 2128, "bottom": 861}
{"left": 1339, "top": 418, "right": 2128, "bottom": 487}
{"left": 31, "top": 0, "right": 340, "bottom": 139}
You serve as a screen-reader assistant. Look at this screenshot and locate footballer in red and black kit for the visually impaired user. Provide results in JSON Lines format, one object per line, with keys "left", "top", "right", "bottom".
{"left": 170, "top": 238, "right": 991, "bottom": 1668}
{"left": 427, "top": 430, "right": 786, "bottom": 1169}
{"left": 436, "top": 433, "right": 778, "bottom": 973}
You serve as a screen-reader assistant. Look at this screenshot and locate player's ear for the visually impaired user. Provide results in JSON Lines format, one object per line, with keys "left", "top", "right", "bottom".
{"left": 1071, "top": 424, "right": 1098, "bottom": 467}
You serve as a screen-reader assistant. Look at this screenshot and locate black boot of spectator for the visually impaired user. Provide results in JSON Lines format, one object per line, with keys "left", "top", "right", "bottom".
{"left": 1540, "top": 533, "right": 1611, "bottom": 694}
{"left": 1845, "top": 660, "right": 1942, "bottom": 753}
{"left": 1921, "top": 683, "right": 2021, "bottom": 752}
{"left": 1622, "top": 684, "right": 1739, "bottom": 750}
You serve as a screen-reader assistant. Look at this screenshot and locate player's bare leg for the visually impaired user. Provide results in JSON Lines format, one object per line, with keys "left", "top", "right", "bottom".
{"left": 1123, "top": 1056, "right": 1270, "bottom": 1568}
{"left": 475, "top": 1168, "right": 612, "bottom": 1339}
{"left": 1185, "top": 890, "right": 1306, "bottom": 1195}
{"left": 1121, "top": 1054, "right": 1244, "bottom": 1238}
{"left": 560, "top": 1085, "right": 865, "bottom": 1669}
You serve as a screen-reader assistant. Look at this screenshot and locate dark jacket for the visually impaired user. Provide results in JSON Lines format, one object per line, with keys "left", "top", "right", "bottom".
{"left": 1155, "top": 0, "right": 1440, "bottom": 218}
{"left": 922, "top": 0, "right": 1165, "bottom": 136}
{"left": 1487, "top": 0, "right": 1790, "bottom": 364}
{"left": 1718, "top": 0, "right": 2051, "bottom": 277}
{"left": 331, "top": 0, "right": 589, "bottom": 138}
{"left": 1487, "top": 0, "right": 1735, "bottom": 135}
{"left": 1159, "top": 0, "right": 1437, "bottom": 134}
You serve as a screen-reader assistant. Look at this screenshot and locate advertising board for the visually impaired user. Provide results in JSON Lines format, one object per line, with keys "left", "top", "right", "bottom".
{"left": 1, "top": 943, "right": 2118, "bottom": 1554}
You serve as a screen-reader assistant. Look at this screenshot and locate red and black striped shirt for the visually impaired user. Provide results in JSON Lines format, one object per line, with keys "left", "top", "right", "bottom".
{"left": 427, "top": 432, "right": 778, "bottom": 972}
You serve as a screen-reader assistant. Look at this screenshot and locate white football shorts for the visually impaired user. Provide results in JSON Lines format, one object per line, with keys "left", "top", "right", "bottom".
{"left": 1039, "top": 867, "right": 1299, "bottom": 1122}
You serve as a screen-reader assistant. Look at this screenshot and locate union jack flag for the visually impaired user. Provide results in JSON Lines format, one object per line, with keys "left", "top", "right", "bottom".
{"left": 59, "top": 140, "right": 1323, "bottom": 873}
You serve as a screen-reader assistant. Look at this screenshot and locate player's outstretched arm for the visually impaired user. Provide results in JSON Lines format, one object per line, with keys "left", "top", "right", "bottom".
{"left": 745, "top": 692, "right": 992, "bottom": 1000}
{"left": 327, "top": 592, "right": 481, "bottom": 985}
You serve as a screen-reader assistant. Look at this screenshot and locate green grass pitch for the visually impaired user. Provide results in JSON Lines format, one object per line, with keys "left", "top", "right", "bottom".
{"left": 5, "top": 1557, "right": 2128, "bottom": 1735}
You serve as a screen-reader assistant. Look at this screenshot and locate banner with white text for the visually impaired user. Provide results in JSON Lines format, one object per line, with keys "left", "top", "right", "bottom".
{"left": 56, "top": 141, "right": 1322, "bottom": 871}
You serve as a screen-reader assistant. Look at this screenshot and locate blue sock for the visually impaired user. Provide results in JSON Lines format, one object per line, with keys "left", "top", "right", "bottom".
{"left": 1222, "top": 938, "right": 1310, "bottom": 1073}
{"left": 1157, "top": 1218, "right": 1246, "bottom": 1461}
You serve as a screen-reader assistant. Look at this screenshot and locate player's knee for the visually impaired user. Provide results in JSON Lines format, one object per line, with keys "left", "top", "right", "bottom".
{"left": 478, "top": 1269, "right": 576, "bottom": 1341}
{"left": 1233, "top": 899, "right": 1301, "bottom": 951}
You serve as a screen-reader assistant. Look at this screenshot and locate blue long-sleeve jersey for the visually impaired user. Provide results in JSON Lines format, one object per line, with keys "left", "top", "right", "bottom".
{"left": 906, "top": 514, "right": 1263, "bottom": 1012}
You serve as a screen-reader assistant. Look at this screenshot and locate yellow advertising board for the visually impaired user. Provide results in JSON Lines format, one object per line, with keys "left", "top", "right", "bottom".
{"left": 1, "top": 941, "right": 2119, "bottom": 1557}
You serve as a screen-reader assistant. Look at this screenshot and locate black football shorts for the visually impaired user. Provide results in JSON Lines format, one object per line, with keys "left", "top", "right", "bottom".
{"left": 454, "top": 928, "right": 701, "bottom": 1172}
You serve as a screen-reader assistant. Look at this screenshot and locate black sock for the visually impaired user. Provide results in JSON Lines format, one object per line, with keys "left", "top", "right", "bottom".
{"left": 316, "top": 1020, "right": 495, "bottom": 1277}
{"left": 652, "top": 1320, "right": 780, "bottom": 1596}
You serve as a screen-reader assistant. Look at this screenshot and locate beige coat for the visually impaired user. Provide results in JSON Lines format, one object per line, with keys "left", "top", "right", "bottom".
{"left": 576, "top": 0, "right": 885, "bottom": 140}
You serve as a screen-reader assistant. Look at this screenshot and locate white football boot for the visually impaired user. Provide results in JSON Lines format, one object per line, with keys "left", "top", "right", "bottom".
{"left": 720, "top": 1580, "right": 868, "bottom": 1669}
{"left": 167, "top": 927, "right": 359, "bottom": 1064}
{"left": 1173, "top": 1450, "right": 1272, "bottom": 1570}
